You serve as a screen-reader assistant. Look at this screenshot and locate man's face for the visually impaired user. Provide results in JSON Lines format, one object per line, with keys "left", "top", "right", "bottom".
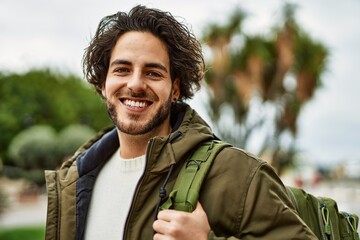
{"left": 102, "top": 31, "right": 180, "bottom": 136}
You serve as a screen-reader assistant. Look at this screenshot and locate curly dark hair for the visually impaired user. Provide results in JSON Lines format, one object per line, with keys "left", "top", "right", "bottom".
{"left": 82, "top": 5, "right": 204, "bottom": 101}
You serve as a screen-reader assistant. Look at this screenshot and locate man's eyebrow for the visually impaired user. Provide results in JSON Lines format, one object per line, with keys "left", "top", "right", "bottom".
{"left": 109, "top": 59, "right": 168, "bottom": 73}
{"left": 110, "top": 59, "right": 131, "bottom": 67}
{"left": 144, "top": 63, "right": 168, "bottom": 73}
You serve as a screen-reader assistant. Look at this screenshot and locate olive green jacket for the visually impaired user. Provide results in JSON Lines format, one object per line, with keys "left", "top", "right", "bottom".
{"left": 45, "top": 103, "right": 317, "bottom": 240}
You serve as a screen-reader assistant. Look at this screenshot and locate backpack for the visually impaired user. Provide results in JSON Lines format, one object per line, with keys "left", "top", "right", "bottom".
{"left": 160, "top": 140, "right": 359, "bottom": 240}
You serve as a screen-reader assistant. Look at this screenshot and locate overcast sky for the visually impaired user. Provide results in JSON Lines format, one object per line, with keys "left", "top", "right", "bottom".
{"left": 1, "top": 0, "right": 359, "bottom": 165}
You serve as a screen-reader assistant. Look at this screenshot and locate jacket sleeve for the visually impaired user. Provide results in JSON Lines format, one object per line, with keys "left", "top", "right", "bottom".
{"left": 207, "top": 162, "right": 318, "bottom": 240}
{"left": 45, "top": 170, "right": 59, "bottom": 240}
{"left": 208, "top": 231, "right": 239, "bottom": 239}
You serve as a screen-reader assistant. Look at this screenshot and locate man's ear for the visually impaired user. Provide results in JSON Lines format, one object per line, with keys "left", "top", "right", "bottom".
{"left": 172, "top": 78, "right": 180, "bottom": 101}
{"left": 101, "top": 85, "right": 106, "bottom": 99}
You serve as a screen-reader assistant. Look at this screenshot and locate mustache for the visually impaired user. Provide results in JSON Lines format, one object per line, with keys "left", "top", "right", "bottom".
{"left": 115, "top": 89, "right": 159, "bottom": 101}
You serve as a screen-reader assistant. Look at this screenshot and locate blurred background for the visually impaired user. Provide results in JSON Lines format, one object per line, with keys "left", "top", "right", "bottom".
{"left": 0, "top": 0, "right": 359, "bottom": 238}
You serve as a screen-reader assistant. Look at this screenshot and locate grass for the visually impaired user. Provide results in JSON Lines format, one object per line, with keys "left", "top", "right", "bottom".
{"left": 0, "top": 225, "right": 45, "bottom": 240}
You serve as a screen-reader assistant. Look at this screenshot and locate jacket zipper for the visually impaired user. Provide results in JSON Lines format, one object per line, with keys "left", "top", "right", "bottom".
{"left": 122, "top": 138, "right": 154, "bottom": 240}
{"left": 318, "top": 202, "right": 329, "bottom": 240}
{"left": 122, "top": 131, "right": 183, "bottom": 239}
{"left": 56, "top": 171, "right": 61, "bottom": 240}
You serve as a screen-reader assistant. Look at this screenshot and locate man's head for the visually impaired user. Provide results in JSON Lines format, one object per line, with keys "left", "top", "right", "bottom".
{"left": 83, "top": 5, "right": 204, "bottom": 101}
{"left": 102, "top": 31, "right": 178, "bottom": 136}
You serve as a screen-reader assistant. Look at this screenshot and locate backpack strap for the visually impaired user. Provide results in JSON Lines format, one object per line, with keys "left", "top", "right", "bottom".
{"left": 160, "top": 140, "right": 231, "bottom": 212}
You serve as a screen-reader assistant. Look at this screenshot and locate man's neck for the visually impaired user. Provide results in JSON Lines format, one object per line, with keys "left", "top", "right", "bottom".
{"left": 118, "top": 133, "right": 148, "bottom": 159}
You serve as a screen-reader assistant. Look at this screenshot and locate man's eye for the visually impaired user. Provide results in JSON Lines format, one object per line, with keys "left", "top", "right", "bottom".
{"left": 147, "top": 72, "right": 161, "bottom": 77}
{"left": 115, "top": 68, "right": 129, "bottom": 73}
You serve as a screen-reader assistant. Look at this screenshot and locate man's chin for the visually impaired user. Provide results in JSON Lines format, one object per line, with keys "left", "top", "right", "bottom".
{"left": 117, "top": 122, "right": 151, "bottom": 136}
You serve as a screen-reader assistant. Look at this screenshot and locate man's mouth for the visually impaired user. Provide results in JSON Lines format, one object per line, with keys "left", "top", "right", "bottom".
{"left": 121, "top": 99, "right": 152, "bottom": 108}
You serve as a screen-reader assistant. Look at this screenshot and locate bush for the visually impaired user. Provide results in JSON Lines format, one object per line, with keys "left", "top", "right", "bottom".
{"left": 24, "top": 169, "right": 47, "bottom": 186}
{"left": 0, "top": 69, "right": 111, "bottom": 162}
{"left": 0, "top": 225, "right": 45, "bottom": 240}
{"left": 5, "top": 124, "right": 97, "bottom": 185}
{"left": 0, "top": 185, "right": 9, "bottom": 217}
{"left": 8, "top": 125, "right": 59, "bottom": 170}
{"left": 57, "top": 124, "right": 96, "bottom": 159}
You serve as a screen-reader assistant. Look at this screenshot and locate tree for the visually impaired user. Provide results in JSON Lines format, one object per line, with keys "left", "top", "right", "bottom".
{"left": 6, "top": 125, "right": 58, "bottom": 185}
{"left": 57, "top": 124, "right": 96, "bottom": 160}
{"left": 5, "top": 124, "right": 97, "bottom": 185}
{"left": 202, "top": 3, "right": 328, "bottom": 172}
{"left": 0, "top": 69, "right": 111, "bottom": 163}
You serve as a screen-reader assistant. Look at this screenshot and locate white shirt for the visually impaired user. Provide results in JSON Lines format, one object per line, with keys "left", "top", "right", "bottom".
{"left": 85, "top": 148, "right": 145, "bottom": 240}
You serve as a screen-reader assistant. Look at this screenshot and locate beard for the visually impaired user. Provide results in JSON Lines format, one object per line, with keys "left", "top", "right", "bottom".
{"left": 106, "top": 90, "right": 173, "bottom": 136}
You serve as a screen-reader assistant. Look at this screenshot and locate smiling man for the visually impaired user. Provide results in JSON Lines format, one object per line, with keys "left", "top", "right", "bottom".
{"left": 45, "top": 5, "right": 317, "bottom": 240}
{"left": 103, "top": 31, "right": 179, "bottom": 158}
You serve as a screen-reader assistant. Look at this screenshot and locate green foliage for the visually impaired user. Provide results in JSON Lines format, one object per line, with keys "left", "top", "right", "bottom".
{"left": 2, "top": 166, "right": 46, "bottom": 186}
{"left": 202, "top": 8, "right": 246, "bottom": 44}
{"left": 57, "top": 124, "right": 96, "bottom": 158}
{"left": 231, "top": 35, "right": 275, "bottom": 70}
{"left": 8, "top": 125, "right": 58, "bottom": 170}
{"left": 0, "top": 185, "right": 9, "bottom": 217}
{"left": 5, "top": 124, "right": 96, "bottom": 185}
{"left": 293, "top": 32, "right": 329, "bottom": 82}
{"left": 0, "top": 225, "right": 45, "bottom": 240}
{"left": 0, "top": 68, "right": 111, "bottom": 162}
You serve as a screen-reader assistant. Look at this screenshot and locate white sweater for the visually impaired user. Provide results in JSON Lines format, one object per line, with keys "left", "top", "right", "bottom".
{"left": 85, "top": 148, "right": 145, "bottom": 240}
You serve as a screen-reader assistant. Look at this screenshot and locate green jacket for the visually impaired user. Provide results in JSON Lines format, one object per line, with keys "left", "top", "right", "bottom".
{"left": 45, "top": 103, "right": 317, "bottom": 240}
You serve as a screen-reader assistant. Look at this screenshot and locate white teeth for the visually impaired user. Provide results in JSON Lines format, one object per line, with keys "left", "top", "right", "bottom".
{"left": 123, "top": 99, "right": 147, "bottom": 108}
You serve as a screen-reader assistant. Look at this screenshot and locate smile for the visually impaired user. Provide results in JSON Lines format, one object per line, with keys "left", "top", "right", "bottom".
{"left": 122, "top": 99, "right": 152, "bottom": 108}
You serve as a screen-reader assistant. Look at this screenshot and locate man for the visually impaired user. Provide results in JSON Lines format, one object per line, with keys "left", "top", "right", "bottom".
{"left": 45, "top": 5, "right": 317, "bottom": 240}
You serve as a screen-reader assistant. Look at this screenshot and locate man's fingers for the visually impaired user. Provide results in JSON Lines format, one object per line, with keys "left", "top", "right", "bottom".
{"left": 153, "top": 219, "right": 169, "bottom": 234}
{"left": 153, "top": 202, "right": 210, "bottom": 240}
{"left": 193, "top": 202, "right": 204, "bottom": 213}
{"left": 155, "top": 209, "right": 191, "bottom": 234}
{"left": 157, "top": 208, "right": 182, "bottom": 222}
{"left": 157, "top": 202, "right": 204, "bottom": 222}
{"left": 153, "top": 217, "right": 181, "bottom": 237}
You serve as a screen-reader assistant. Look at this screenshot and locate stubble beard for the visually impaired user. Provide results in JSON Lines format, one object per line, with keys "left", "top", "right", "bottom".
{"left": 106, "top": 91, "right": 172, "bottom": 136}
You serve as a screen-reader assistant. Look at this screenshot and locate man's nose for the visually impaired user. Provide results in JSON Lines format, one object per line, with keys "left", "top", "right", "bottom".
{"left": 127, "top": 72, "right": 146, "bottom": 92}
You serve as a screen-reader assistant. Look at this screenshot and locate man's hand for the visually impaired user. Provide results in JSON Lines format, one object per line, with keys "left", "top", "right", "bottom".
{"left": 153, "top": 202, "right": 210, "bottom": 240}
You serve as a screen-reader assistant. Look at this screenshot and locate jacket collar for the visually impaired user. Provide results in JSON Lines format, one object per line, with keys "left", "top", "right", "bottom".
{"left": 77, "top": 128, "right": 119, "bottom": 177}
{"left": 72, "top": 102, "right": 214, "bottom": 178}
{"left": 146, "top": 103, "right": 214, "bottom": 173}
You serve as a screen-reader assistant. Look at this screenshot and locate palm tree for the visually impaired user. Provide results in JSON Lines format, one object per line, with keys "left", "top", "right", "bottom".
{"left": 202, "top": 3, "right": 328, "bottom": 173}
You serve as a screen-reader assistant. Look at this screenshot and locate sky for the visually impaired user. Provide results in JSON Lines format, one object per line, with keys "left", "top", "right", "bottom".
{"left": 1, "top": 0, "right": 359, "bottom": 166}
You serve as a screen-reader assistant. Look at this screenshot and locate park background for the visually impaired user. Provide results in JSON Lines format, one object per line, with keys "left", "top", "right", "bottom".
{"left": 0, "top": 0, "right": 359, "bottom": 238}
